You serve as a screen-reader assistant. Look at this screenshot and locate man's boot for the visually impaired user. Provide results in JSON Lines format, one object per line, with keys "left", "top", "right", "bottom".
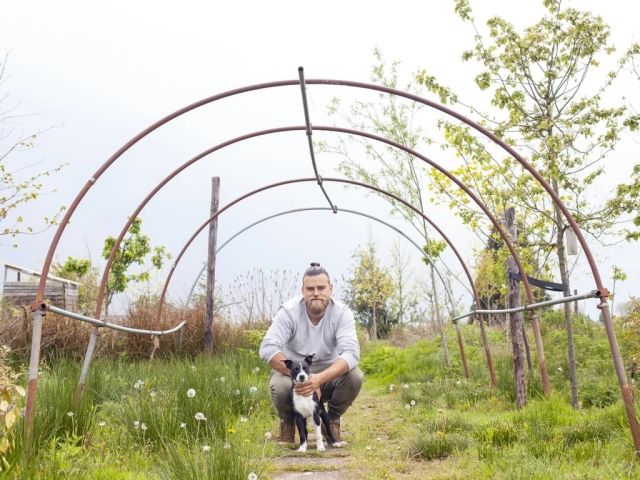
{"left": 276, "top": 418, "right": 295, "bottom": 445}
{"left": 323, "top": 416, "right": 345, "bottom": 446}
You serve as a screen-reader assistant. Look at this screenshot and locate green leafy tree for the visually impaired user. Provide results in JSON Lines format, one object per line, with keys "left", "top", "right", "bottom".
{"left": 52, "top": 257, "right": 99, "bottom": 315}
{"left": 0, "top": 54, "right": 65, "bottom": 246}
{"left": 101, "top": 218, "right": 171, "bottom": 317}
{"left": 343, "top": 239, "right": 393, "bottom": 340}
{"left": 415, "top": 0, "right": 636, "bottom": 408}
{"left": 388, "top": 241, "right": 419, "bottom": 326}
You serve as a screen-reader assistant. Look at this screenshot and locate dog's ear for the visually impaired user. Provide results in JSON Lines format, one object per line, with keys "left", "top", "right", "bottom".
{"left": 283, "top": 359, "right": 293, "bottom": 369}
{"left": 304, "top": 354, "right": 315, "bottom": 365}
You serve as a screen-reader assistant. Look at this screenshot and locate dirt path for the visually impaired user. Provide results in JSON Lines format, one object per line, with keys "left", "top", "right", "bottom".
{"left": 268, "top": 385, "right": 457, "bottom": 479}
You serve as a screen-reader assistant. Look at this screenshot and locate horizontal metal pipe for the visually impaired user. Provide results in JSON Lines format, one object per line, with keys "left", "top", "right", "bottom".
{"left": 48, "top": 305, "right": 185, "bottom": 336}
{"left": 451, "top": 290, "right": 599, "bottom": 323}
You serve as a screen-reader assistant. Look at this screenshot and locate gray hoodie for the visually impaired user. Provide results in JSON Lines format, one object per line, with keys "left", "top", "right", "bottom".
{"left": 259, "top": 296, "right": 360, "bottom": 372}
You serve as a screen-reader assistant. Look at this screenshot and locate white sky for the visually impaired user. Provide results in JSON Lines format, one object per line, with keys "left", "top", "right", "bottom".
{"left": 1, "top": 0, "right": 639, "bottom": 318}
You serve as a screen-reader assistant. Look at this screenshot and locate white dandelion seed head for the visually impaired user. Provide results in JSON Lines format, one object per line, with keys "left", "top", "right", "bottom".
{"left": 191, "top": 365, "right": 196, "bottom": 371}
{"left": 66, "top": 411, "right": 74, "bottom": 417}
{"left": 180, "top": 422, "right": 187, "bottom": 429}
{"left": 249, "top": 386, "right": 258, "bottom": 394}
{"left": 254, "top": 367, "right": 260, "bottom": 373}
{"left": 456, "top": 380, "right": 461, "bottom": 385}
{"left": 98, "top": 421, "right": 106, "bottom": 427}
{"left": 247, "top": 473, "right": 258, "bottom": 480}
{"left": 389, "top": 384, "right": 395, "bottom": 392}
{"left": 220, "top": 376, "right": 226, "bottom": 383}
{"left": 405, "top": 404, "right": 410, "bottom": 410}
{"left": 195, "top": 412, "right": 206, "bottom": 421}
{"left": 402, "top": 384, "right": 409, "bottom": 390}
{"left": 410, "top": 400, "right": 416, "bottom": 406}
{"left": 235, "top": 389, "right": 241, "bottom": 395}
{"left": 149, "top": 391, "right": 156, "bottom": 398}
{"left": 134, "top": 380, "right": 144, "bottom": 389}
{"left": 141, "top": 423, "right": 147, "bottom": 431}
{"left": 186, "top": 388, "right": 196, "bottom": 398}
{"left": 223, "top": 441, "right": 231, "bottom": 449}
{"left": 264, "top": 431, "right": 272, "bottom": 440}
{"left": 134, "top": 421, "right": 140, "bottom": 429}
{"left": 240, "top": 416, "right": 248, "bottom": 423}
{"left": 202, "top": 445, "right": 211, "bottom": 452}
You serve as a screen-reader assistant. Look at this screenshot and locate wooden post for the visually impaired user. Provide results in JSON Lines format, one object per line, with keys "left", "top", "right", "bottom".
{"left": 203, "top": 177, "right": 220, "bottom": 352}
{"left": 505, "top": 207, "right": 527, "bottom": 408}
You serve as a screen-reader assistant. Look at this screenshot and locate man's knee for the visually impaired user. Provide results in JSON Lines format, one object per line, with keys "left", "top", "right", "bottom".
{"left": 339, "top": 367, "right": 364, "bottom": 394}
{"left": 269, "top": 371, "right": 293, "bottom": 418}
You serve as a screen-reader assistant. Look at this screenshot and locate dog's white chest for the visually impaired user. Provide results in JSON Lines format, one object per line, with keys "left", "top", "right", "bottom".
{"left": 292, "top": 392, "right": 316, "bottom": 418}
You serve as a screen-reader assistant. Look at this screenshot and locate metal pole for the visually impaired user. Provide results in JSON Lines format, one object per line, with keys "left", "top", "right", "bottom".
{"left": 77, "top": 329, "right": 98, "bottom": 397}
{"left": 24, "top": 309, "right": 44, "bottom": 448}
{"left": 298, "top": 67, "right": 337, "bottom": 213}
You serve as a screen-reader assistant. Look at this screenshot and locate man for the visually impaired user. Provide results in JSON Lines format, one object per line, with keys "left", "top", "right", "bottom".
{"left": 259, "top": 262, "right": 363, "bottom": 444}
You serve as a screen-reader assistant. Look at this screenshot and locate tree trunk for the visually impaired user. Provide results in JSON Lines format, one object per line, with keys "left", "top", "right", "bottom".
{"left": 203, "top": 177, "right": 220, "bottom": 353}
{"left": 505, "top": 207, "right": 527, "bottom": 408}
{"left": 431, "top": 264, "right": 451, "bottom": 368}
{"left": 371, "top": 306, "right": 378, "bottom": 340}
{"left": 552, "top": 179, "right": 579, "bottom": 408}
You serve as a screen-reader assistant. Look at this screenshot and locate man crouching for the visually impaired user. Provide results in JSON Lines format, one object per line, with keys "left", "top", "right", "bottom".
{"left": 259, "top": 262, "right": 364, "bottom": 446}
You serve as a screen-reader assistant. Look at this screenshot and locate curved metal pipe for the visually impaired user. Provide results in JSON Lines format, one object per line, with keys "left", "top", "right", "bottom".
{"left": 185, "top": 206, "right": 473, "bottom": 308}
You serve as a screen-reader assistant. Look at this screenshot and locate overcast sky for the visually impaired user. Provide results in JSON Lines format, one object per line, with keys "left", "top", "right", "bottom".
{"left": 1, "top": 0, "right": 639, "bottom": 318}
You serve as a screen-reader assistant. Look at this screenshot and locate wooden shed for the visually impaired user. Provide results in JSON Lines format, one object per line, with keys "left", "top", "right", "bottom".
{"left": 1, "top": 263, "right": 80, "bottom": 312}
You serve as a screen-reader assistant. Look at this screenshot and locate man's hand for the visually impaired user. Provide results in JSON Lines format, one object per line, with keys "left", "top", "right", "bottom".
{"left": 294, "top": 373, "right": 323, "bottom": 398}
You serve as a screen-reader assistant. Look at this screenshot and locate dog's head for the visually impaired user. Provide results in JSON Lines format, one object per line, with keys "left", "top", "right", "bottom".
{"left": 284, "top": 354, "right": 315, "bottom": 384}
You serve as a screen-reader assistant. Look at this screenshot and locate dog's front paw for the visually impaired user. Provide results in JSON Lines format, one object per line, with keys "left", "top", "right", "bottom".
{"left": 317, "top": 443, "right": 326, "bottom": 452}
{"left": 331, "top": 441, "right": 346, "bottom": 448}
{"left": 297, "top": 443, "right": 307, "bottom": 453}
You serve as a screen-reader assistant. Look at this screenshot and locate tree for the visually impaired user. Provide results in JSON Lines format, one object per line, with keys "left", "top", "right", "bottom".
{"left": 52, "top": 256, "right": 99, "bottom": 315}
{"left": 387, "top": 241, "right": 419, "bottom": 326}
{"left": 415, "top": 0, "right": 635, "bottom": 408}
{"left": 322, "top": 49, "right": 453, "bottom": 349}
{"left": 101, "top": 218, "right": 171, "bottom": 317}
{"left": 343, "top": 239, "right": 393, "bottom": 340}
{"left": 0, "top": 53, "right": 65, "bottom": 246}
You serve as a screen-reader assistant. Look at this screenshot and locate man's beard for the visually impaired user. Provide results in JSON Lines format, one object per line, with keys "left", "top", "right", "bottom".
{"left": 308, "top": 299, "right": 326, "bottom": 315}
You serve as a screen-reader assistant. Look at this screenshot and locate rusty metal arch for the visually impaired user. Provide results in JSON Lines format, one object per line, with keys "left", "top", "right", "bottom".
{"left": 24, "top": 77, "right": 638, "bottom": 452}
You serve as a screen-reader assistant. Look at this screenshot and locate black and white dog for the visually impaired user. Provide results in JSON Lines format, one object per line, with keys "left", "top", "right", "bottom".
{"left": 284, "top": 354, "right": 341, "bottom": 452}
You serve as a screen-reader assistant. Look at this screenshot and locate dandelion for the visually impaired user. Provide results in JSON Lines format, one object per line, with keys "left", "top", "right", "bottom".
{"left": 202, "top": 445, "right": 211, "bottom": 452}
{"left": 557, "top": 367, "right": 563, "bottom": 372}
{"left": 187, "top": 388, "right": 196, "bottom": 398}
{"left": 195, "top": 412, "right": 207, "bottom": 421}
{"left": 180, "top": 422, "right": 187, "bottom": 429}
{"left": 223, "top": 442, "right": 231, "bottom": 449}
{"left": 150, "top": 391, "right": 156, "bottom": 398}
{"left": 456, "top": 380, "right": 461, "bottom": 386}
{"left": 437, "top": 408, "right": 444, "bottom": 414}
{"left": 220, "top": 376, "right": 226, "bottom": 383}
{"left": 254, "top": 367, "right": 260, "bottom": 373}
{"left": 264, "top": 431, "right": 272, "bottom": 440}
{"left": 249, "top": 386, "right": 258, "bottom": 394}
{"left": 66, "top": 411, "right": 74, "bottom": 417}
{"left": 366, "top": 446, "right": 372, "bottom": 450}
{"left": 191, "top": 365, "right": 196, "bottom": 371}
{"left": 98, "top": 421, "right": 106, "bottom": 427}
{"left": 235, "top": 389, "right": 241, "bottom": 395}
{"left": 134, "top": 380, "right": 144, "bottom": 389}
{"left": 402, "top": 384, "right": 409, "bottom": 390}
{"left": 228, "top": 428, "right": 236, "bottom": 434}
{"left": 240, "top": 416, "right": 248, "bottom": 423}
{"left": 436, "top": 431, "right": 445, "bottom": 437}
{"left": 405, "top": 404, "right": 411, "bottom": 410}
{"left": 134, "top": 421, "right": 140, "bottom": 429}
{"left": 410, "top": 400, "right": 416, "bottom": 407}
{"left": 376, "top": 437, "right": 382, "bottom": 442}
{"left": 247, "top": 473, "right": 258, "bottom": 480}
{"left": 389, "top": 384, "right": 395, "bottom": 392}
{"left": 141, "top": 423, "right": 148, "bottom": 431}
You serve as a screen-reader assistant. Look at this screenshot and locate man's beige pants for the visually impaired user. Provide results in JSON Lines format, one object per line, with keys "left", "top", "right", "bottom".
{"left": 269, "top": 367, "right": 364, "bottom": 420}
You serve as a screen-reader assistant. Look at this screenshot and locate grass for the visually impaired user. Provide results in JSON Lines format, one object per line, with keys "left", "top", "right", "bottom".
{"left": 4, "top": 310, "right": 640, "bottom": 478}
